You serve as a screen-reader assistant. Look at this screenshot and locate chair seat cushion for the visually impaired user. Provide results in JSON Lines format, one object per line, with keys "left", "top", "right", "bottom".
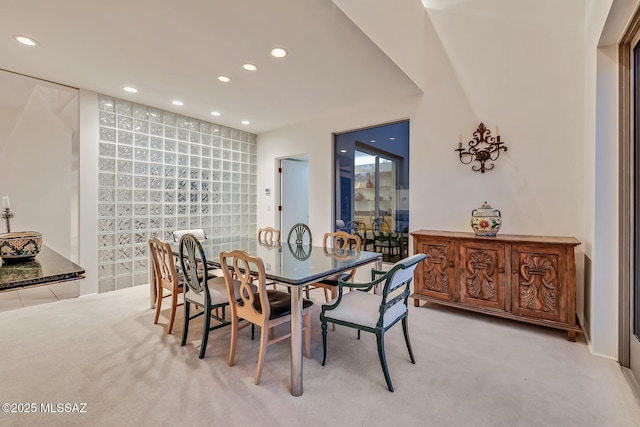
{"left": 185, "top": 276, "right": 255, "bottom": 307}
{"left": 252, "top": 290, "right": 313, "bottom": 320}
{"left": 323, "top": 290, "right": 406, "bottom": 329}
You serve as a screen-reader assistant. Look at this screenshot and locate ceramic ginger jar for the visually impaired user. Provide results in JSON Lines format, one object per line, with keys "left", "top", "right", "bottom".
{"left": 470, "top": 202, "right": 501, "bottom": 236}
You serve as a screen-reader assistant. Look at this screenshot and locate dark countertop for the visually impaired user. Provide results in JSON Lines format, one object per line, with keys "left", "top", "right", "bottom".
{"left": 0, "top": 245, "right": 85, "bottom": 290}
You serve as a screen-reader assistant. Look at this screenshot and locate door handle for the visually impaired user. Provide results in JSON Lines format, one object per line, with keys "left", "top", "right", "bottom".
{"left": 449, "top": 261, "right": 454, "bottom": 268}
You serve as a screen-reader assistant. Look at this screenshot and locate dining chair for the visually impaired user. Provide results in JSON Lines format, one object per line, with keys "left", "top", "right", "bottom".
{"left": 257, "top": 227, "right": 281, "bottom": 289}
{"left": 320, "top": 253, "right": 426, "bottom": 392}
{"left": 179, "top": 233, "right": 250, "bottom": 359}
{"left": 287, "top": 223, "right": 312, "bottom": 246}
{"left": 149, "top": 237, "right": 183, "bottom": 334}
{"left": 307, "top": 231, "right": 361, "bottom": 303}
{"left": 173, "top": 228, "right": 222, "bottom": 278}
{"left": 220, "top": 249, "right": 314, "bottom": 385}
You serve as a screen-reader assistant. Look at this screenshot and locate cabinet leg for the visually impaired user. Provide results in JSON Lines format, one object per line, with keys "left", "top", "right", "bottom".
{"left": 414, "top": 298, "right": 420, "bottom": 307}
{"left": 567, "top": 330, "right": 576, "bottom": 342}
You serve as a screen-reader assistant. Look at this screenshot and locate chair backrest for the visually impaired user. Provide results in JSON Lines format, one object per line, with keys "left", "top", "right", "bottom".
{"left": 376, "top": 254, "right": 427, "bottom": 324}
{"left": 178, "top": 233, "right": 209, "bottom": 299}
{"left": 149, "top": 237, "right": 180, "bottom": 292}
{"left": 173, "top": 228, "right": 207, "bottom": 242}
{"left": 220, "top": 250, "right": 270, "bottom": 324}
{"left": 323, "top": 230, "right": 361, "bottom": 251}
{"left": 287, "top": 223, "right": 312, "bottom": 246}
{"left": 257, "top": 227, "right": 281, "bottom": 245}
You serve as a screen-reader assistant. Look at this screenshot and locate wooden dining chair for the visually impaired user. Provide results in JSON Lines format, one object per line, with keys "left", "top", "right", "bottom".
{"left": 179, "top": 233, "right": 243, "bottom": 359}
{"left": 149, "top": 237, "right": 183, "bottom": 334}
{"left": 220, "top": 249, "right": 313, "bottom": 385}
{"left": 320, "top": 253, "right": 426, "bottom": 392}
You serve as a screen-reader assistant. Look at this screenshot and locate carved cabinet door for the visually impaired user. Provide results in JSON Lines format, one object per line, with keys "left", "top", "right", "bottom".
{"left": 511, "top": 244, "right": 567, "bottom": 323}
{"left": 458, "top": 240, "right": 509, "bottom": 311}
{"left": 414, "top": 237, "right": 456, "bottom": 301}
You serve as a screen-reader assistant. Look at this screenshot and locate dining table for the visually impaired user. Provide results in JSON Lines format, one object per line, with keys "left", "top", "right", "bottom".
{"left": 152, "top": 235, "right": 382, "bottom": 397}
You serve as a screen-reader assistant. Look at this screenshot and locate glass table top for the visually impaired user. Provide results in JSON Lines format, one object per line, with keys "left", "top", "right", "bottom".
{"left": 170, "top": 236, "right": 381, "bottom": 286}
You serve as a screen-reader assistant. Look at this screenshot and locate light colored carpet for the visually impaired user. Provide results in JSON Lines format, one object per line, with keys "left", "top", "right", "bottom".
{"left": 0, "top": 284, "right": 638, "bottom": 427}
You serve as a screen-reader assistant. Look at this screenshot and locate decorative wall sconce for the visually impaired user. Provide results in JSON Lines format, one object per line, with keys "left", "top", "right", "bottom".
{"left": 455, "top": 122, "right": 507, "bottom": 173}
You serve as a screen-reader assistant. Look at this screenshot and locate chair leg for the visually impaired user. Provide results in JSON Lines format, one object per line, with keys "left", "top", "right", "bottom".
{"left": 168, "top": 291, "right": 178, "bottom": 334}
{"left": 376, "top": 332, "right": 394, "bottom": 392}
{"left": 228, "top": 316, "right": 238, "bottom": 367}
{"left": 199, "top": 305, "right": 211, "bottom": 359}
{"left": 323, "top": 288, "right": 330, "bottom": 302}
{"left": 181, "top": 301, "right": 190, "bottom": 346}
{"left": 254, "top": 324, "right": 269, "bottom": 385}
{"left": 321, "top": 321, "right": 328, "bottom": 366}
{"left": 153, "top": 287, "right": 162, "bottom": 325}
{"left": 303, "top": 311, "right": 311, "bottom": 358}
{"left": 402, "top": 317, "right": 415, "bottom": 364}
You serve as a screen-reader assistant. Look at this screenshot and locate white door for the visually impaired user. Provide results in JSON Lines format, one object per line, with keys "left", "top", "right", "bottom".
{"left": 278, "top": 158, "right": 310, "bottom": 244}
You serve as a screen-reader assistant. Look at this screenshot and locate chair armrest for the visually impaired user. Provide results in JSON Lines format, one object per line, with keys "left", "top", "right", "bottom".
{"left": 323, "top": 272, "right": 387, "bottom": 312}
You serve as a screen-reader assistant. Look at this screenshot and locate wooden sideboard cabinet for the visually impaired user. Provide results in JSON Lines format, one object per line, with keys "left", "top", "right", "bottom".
{"left": 410, "top": 230, "right": 581, "bottom": 341}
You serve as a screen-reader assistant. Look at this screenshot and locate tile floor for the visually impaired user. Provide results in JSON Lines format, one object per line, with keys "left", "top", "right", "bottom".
{"left": 0, "top": 281, "right": 80, "bottom": 313}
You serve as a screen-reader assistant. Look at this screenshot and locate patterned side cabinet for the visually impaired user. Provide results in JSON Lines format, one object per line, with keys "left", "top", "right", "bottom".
{"left": 410, "top": 230, "right": 581, "bottom": 341}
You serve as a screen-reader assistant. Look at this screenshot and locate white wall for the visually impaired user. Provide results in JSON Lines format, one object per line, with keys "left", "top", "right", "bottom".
{"left": 257, "top": 1, "right": 624, "bottom": 355}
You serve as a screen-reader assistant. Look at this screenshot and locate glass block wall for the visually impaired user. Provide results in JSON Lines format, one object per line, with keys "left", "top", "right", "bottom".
{"left": 97, "top": 95, "right": 257, "bottom": 293}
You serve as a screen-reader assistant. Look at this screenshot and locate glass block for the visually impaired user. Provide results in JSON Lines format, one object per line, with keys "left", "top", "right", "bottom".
{"left": 177, "top": 179, "right": 187, "bottom": 190}
{"left": 99, "top": 189, "right": 115, "bottom": 202}
{"left": 150, "top": 136, "right": 163, "bottom": 149}
{"left": 134, "top": 162, "right": 148, "bottom": 175}
{"left": 222, "top": 150, "right": 230, "bottom": 161}
{"left": 99, "top": 95, "right": 116, "bottom": 112}
{"left": 202, "top": 146, "right": 211, "bottom": 157}
{"left": 165, "top": 139, "right": 176, "bottom": 152}
{"left": 99, "top": 248, "right": 116, "bottom": 263}
{"left": 100, "top": 127, "right": 117, "bottom": 143}
{"left": 190, "top": 217, "right": 200, "bottom": 228}
{"left": 202, "top": 193, "right": 209, "bottom": 203}
{"left": 100, "top": 111, "right": 116, "bottom": 127}
{"left": 190, "top": 132, "right": 201, "bottom": 143}
{"left": 99, "top": 219, "right": 115, "bottom": 233}
{"left": 146, "top": 151, "right": 160, "bottom": 164}
{"left": 164, "top": 153, "right": 176, "bottom": 165}
{"left": 164, "top": 218, "right": 176, "bottom": 230}
{"left": 212, "top": 193, "right": 220, "bottom": 204}
{"left": 190, "top": 157, "right": 200, "bottom": 168}
{"left": 99, "top": 173, "right": 116, "bottom": 187}
{"left": 212, "top": 125, "right": 221, "bottom": 135}
{"left": 202, "top": 134, "right": 212, "bottom": 146}
{"left": 202, "top": 158, "right": 211, "bottom": 169}
{"left": 117, "top": 116, "right": 133, "bottom": 131}
{"left": 212, "top": 159, "right": 222, "bottom": 170}
{"left": 223, "top": 172, "right": 231, "bottom": 182}
{"left": 148, "top": 204, "right": 161, "bottom": 216}
{"left": 149, "top": 108, "right": 162, "bottom": 122}
{"left": 133, "top": 105, "right": 149, "bottom": 120}
{"left": 116, "top": 99, "right": 133, "bottom": 116}
{"left": 164, "top": 205, "right": 175, "bottom": 215}
{"left": 178, "top": 142, "right": 189, "bottom": 154}
{"left": 231, "top": 130, "right": 241, "bottom": 141}
{"left": 149, "top": 191, "right": 162, "bottom": 203}
{"left": 163, "top": 112, "right": 176, "bottom": 126}
{"left": 189, "top": 120, "right": 200, "bottom": 132}
{"left": 178, "top": 156, "right": 188, "bottom": 167}
{"left": 134, "top": 204, "right": 147, "bottom": 216}
{"left": 134, "top": 218, "right": 148, "bottom": 230}
{"left": 99, "top": 263, "right": 115, "bottom": 278}
{"left": 134, "top": 246, "right": 147, "bottom": 259}
{"left": 149, "top": 218, "right": 161, "bottom": 229}
{"left": 178, "top": 129, "right": 189, "bottom": 141}
{"left": 221, "top": 127, "right": 231, "bottom": 138}
{"left": 164, "top": 192, "right": 175, "bottom": 203}
{"left": 134, "top": 119, "right": 148, "bottom": 133}
{"left": 134, "top": 190, "right": 148, "bottom": 202}
{"left": 117, "top": 262, "right": 133, "bottom": 277}
{"left": 201, "top": 216, "right": 211, "bottom": 226}
{"left": 177, "top": 192, "right": 187, "bottom": 203}
{"left": 134, "top": 176, "right": 148, "bottom": 189}
{"left": 118, "top": 247, "right": 132, "bottom": 260}
{"left": 99, "top": 278, "right": 116, "bottom": 293}
{"left": 176, "top": 117, "right": 189, "bottom": 129}
{"left": 211, "top": 172, "right": 220, "bottom": 182}
{"left": 117, "top": 174, "right": 132, "bottom": 188}
{"left": 118, "top": 130, "right": 133, "bottom": 145}
{"left": 117, "top": 145, "right": 132, "bottom": 159}
{"left": 99, "top": 158, "right": 116, "bottom": 172}
{"left": 149, "top": 164, "right": 162, "bottom": 176}
{"left": 178, "top": 205, "right": 187, "bottom": 216}
{"left": 223, "top": 183, "right": 231, "bottom": 192}
{"left": 134, "top": 232, "right": 148, "bottom": 244}
{"left": 201, "top": 122, "right": 211, "bottom": 134}
{"left": 249, "top": 134, "right": 257, "bottom": 145}
{"left": 135, "top": 134, "right": 149, "bottom": 147}
{"left": 164, "top": 126, "right": 176, "bottom": 139}
{"left": 222, "top": 205, "right": 231, "bottom": 215}
{"left": 117, "top": 204, "right": 132, "bottom": 217}
{"left": 117, "top": 219, "right": 132, "bottom": 232}
{"left": 118, "top": 189, "right": 131, "bottom": 202}
{"left": 190, "top": 204, "right": 199, "bottom": 214}
{"left": 190, "top": 193, "right": 199, "bottom": 203}
{"left": 164, "top": 179, "right": 175, "bottom": 190}
{"left": 150, "top": 122, "right": 163, "bottom": 136}
{"left": 211, "top": 205, "right": 220, "bottom": 215}
{"left": 189, "top": 169, "right": 198, "bottom": 180}
{"left": 99, "top": 144, "right": 117, "bottom": 160}
{"left": 211, "top": 147, "right": 221, "bottom": 159}
{"left": 150, "top": 177, "right": 162, "bottom": 188}
{"left": 99, "top": 204, "right": 115, "bottom": 217}
{"left": 164, "top": 166, "right": 175, "bottom": 177}
{"left": 117, "top": 160, "right": 133, "bottom": 174}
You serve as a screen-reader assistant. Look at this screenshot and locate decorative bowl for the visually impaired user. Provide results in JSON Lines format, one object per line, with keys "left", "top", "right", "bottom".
{"left": 0, "top": 231, "right": 43, "bottom": 262}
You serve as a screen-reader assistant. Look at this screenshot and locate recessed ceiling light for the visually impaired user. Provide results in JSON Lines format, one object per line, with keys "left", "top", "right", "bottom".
{"left": 270, "top": 47, "right": 287, "bottom": 58}
{"left": 217, "top": 75, "right": 231, "bottom": 83}
{"left": 241, "top": 120, "right": 250, "bottom": 125}
{"left": 370, "top": 139, "right": 376, "bottom": 143}
{"left": 211, "top": 111, "right": 221, "bottom": 116}
{"left": 14, "top": 35, "right": 39, "bottom": 46}
{"left": 123, "top": 86, "right": 138, "bottom": 93}
{"left": 172, "top": 100, "right": 184, "bottom": 106}
{"left": 242, "top": 63, "right": 258, "bottom": 71}
{"left": 389, "top": 137, "right": 396, "bottom": 140}
{"left": 340, "top": 149, "right": 347, "bottom": 153}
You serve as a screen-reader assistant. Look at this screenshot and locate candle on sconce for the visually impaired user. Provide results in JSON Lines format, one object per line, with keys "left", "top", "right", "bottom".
{"left": 2, "top": 196, "right": 9, "bottom": 210}
{"left": 458, "top": 133, "right": 462, "bottom": 149}
{"left": 496, "top": 125, "right": 500, "bottom": 136}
